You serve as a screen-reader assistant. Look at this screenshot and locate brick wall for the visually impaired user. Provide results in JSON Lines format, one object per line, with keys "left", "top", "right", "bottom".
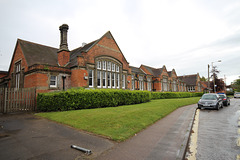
{"left": 24, "top": 73, "right": 48, "bottom": 88}
{"left": 58, "top": 50, "right": 70, "bottom": 66}
{"left": 85, "top": 36, "right": 131, "bottom": 73}
{"left": 71, "top": 68, "right": 88, "bottom": 88}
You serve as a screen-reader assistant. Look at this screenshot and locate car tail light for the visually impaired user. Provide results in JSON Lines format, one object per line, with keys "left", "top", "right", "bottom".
{"left": 223, "top": 98, "right": 226, "bottom": 100}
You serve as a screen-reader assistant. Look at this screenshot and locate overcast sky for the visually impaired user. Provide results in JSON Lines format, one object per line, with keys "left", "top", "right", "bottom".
{"left": 0, "top": 0, "right": 239, "bottom": 85}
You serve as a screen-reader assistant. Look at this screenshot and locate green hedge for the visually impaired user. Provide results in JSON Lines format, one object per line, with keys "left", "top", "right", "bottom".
{"left": 37, "top": 89, "right": 203, "bottom": 112}
{"left": 151, "top": 92, "right": 203, "bottom": 100}
{"left": 37, "top": 89, "right": 151, "bottom": 112}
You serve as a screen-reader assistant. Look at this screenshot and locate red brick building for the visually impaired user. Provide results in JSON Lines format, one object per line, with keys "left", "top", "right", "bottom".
{"left": 0, "top": 24, "right": 202, "bottom": 93}
{"left": 178, "top": 73, "right": 202, "bottom": 92}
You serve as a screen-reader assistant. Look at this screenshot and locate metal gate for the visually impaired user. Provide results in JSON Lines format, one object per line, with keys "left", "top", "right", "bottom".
{"left": 0, "top": 88, "right": 36, "bottom": 113}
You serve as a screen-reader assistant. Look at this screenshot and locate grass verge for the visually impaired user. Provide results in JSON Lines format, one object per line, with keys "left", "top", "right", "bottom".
{"left": 36, "top": 97, "right": 199, "bottom": 141}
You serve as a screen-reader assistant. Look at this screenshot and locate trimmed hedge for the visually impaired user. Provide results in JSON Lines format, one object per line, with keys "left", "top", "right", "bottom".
{"left": 37, "top": 89, "right": 151, "bottom": 112}
{"left": 37, "top": 88, "right": 203, "bottom": 112}
{"left": 151, "top": 92, "right": 203, "bottom": 99}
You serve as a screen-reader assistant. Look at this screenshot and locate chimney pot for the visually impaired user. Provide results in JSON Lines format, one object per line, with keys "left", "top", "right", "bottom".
{"left": 58, "top": 24, "right": 69, "bottom": 52}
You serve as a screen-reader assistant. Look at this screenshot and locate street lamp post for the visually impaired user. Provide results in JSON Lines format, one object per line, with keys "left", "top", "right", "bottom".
{"left": 210, "top": 60, "right": 221, "bottom": 93}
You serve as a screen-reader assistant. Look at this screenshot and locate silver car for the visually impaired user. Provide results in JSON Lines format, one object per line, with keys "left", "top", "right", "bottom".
{"left": 198, "top": 93, "right": 223, "bottom": 110}
{"left": 234, "top": 92, "right": 240, "bottom": 98}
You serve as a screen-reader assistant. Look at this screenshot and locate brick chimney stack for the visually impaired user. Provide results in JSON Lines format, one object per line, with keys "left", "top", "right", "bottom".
{"left": 58, "top": 24, "right": 70, "bottom": 66}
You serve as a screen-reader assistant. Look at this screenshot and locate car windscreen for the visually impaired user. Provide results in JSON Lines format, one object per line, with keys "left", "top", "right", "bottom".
{"left": 201, "top": 94, "right": 217, "bottom": 100}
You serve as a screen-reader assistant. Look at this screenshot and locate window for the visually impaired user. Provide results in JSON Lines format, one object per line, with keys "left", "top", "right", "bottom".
{"left": 97, "top": 70, "right": 101, "bottom": 88}
{"left": 15, "top": 62, "right": 21, "bottom": 89}
{"left": 139, "top": 76, "right": 144, "bottom": 90}
{"left": 188, "top": 86, "right": 195, "bottom": 92}
{"left": 97, "top": 61, "right": 101, "bottom": 69}
{"left": 147, "top": 77, "right": 151, "bottom": 91}
{"left": 198, "top": 83, "right": 201, "bottom": 92}
{"left": 122, "top": 74, "right": 125, "bottom": 89}
{"left": 94, "top": 59, "right": 123, "bottom": 89}
{"left": 103, "top": 61, "right": 106, "bottom": 70}
{"left": 116, "top": 65, "right": 119, "bottom": 72}
{"left": 131, "top": 75, "right": 134, "bottom": 90}
{"left": 112, "top": 63, "right": 115, "bottom": 71}
{"left": 172, "top": 79, "right": 177, "bottom": 92}
{"left": 103, "top": 71, "right": 106, "bottom": 88}
{"left": 162, "top": 77, "right": 168, "bottom": 91}
{"left": 107, "top": 72, "right": 111, "bottom": 88}
{"left": 88, "top": 70, "right": 94, "bottom": 87}
{"left": 116, "top": 73, "right": 119, "bottom": 88}
{"left": 107, "top": 61, "right": 111, "bottom": 71}
{"left": 50, "top": 75, "right": 57, "bottom": 88}
{"left": 112, "top": 73, "right": 115, "bottom": 88}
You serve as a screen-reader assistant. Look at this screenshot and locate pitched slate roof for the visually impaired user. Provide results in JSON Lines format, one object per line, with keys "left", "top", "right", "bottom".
{"left": 69, "top": 40, "right": 98, "bottom": 67}
{"left": 130, "top": 66, "right": 145, "bottom": 74}
{"left": 178, "top": 74, "right": 197, "bottom": 86}
{"left": 18, "top": 39, "right": 59, "bottom": 66}
{"left": 141, "top": 65, "right": 163, "bottom": 77}
{"left": 167, "top": 71, "right": 172, "bottom": 77}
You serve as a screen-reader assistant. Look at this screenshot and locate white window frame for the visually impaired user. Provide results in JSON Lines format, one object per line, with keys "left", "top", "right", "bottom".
{"left": 122, "top": 74, "right": 125, "bottom": 89}
{"left": 112, "top": 63, "right": 115, "bottom": 72}
{"left": 103, "top": 71, "right": 106, "bottom": 88}
{"left": 97, "top": 70, "right": 101, "bottom": 88}
{"left": 88, "top": 69, "right": 94, "bottom": 87}
{"left": 50, "top": 75, "right": 57, "bottom": 88}
{"left": 107, "top": 61, "right": 111, "bottom": 71}
{"left": 15, "top": 62, "right": 21, "bottom": 89}
{"left": 139, "top": 76, "right": 144, "bottom": 91}
{"left": 107, "top": 72, "right": 111, "bottom": 88}
{"left": 116, "top": 65, "right": 119, "bottom": 72}
{"left": 116, "top": 73, "right": 119, "bottom": 88}
{"left": 103, "top": 61, "right": 106, "bottom": 70}
{"left": 147, "top": 77, "right": 151, "bottom": 91}
{"left": 162, "top": 78, "right": 168, "bottom": 91}
{"left": 97, "top": 61, "right": 101, "bottom": 69}
{"left": 112, "top": 73, "right": 115, "bottom": 88}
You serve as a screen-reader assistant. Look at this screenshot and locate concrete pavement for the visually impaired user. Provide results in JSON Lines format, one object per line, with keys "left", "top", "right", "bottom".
{"left": 97, "top": 104, "right": 197, "bottom": 160}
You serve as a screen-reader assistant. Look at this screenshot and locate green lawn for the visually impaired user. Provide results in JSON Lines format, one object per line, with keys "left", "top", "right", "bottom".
{"left": 36, "top": 97, "right": 199, "bottom": 141}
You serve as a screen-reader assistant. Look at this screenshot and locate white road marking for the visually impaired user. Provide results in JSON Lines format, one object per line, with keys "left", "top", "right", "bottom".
{"left": 185, "top": 109, "right": 200, "bottom": 160}
{"left": 237, "top": 154, "right": 240, "bottom": 160}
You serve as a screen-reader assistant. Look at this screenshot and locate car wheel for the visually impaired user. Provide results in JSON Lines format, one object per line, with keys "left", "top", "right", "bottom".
{"left": 216, "top": 104, "right": 219, "bottom": 110}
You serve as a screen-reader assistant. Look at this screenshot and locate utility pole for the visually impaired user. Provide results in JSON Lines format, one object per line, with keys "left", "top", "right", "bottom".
{"left": 208, "top": 64, "right": 210, "bottom": 93}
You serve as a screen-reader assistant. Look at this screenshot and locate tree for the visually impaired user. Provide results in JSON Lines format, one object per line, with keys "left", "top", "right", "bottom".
{"left": 210, "top": 66, "right": 220, "bottom": 92}
{"left": 232, "top": 78, "right": 240, "bottom": 92}
{"left": 200, "top": 76, "right": 207, "bottom": 81}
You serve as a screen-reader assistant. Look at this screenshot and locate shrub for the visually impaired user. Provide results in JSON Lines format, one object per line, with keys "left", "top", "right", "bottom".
{"left": 151, "top": 92, "right": 202, "bottom": 100}
{"left": 37, "top": 89, "right": 151, "bottom": 112}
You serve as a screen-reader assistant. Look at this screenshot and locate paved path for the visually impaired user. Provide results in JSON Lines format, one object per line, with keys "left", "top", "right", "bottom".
{"left": 97, "top": 104, "right": 196, "bottom": 160}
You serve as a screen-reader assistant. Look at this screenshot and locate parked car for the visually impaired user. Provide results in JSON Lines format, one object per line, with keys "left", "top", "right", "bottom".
{"left": 234, "top": 92, "right": 240, "bottom": 98}
{"left": 197, "top": 93, "right": 223, "bottom": 110}
{"left": 217, "top": 93, "right": 230, "bottom": 106}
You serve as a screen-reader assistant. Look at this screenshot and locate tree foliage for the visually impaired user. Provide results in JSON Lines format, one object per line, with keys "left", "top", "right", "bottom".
{"left": 200, "top": 76, "right": 207, "bottom": 81}
{"left": 232, "top": 78, "right": 240, "bottom": 92}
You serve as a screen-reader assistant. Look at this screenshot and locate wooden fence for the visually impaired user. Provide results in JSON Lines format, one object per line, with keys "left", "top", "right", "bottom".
{"left": 0, "top": 88, "right": 36, "bottom": 113}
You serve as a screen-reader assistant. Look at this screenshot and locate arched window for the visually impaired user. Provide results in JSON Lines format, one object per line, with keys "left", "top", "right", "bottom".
{"left": 88, "top": 57, "right": 125, "bottom": 89}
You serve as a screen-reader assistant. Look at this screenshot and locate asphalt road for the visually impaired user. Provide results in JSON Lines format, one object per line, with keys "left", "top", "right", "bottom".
{"left": 0, "top": 114, "right": 115, "bottom": 160}
{"left": 194, "top": 98, "right": 240, "bottom": 160}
